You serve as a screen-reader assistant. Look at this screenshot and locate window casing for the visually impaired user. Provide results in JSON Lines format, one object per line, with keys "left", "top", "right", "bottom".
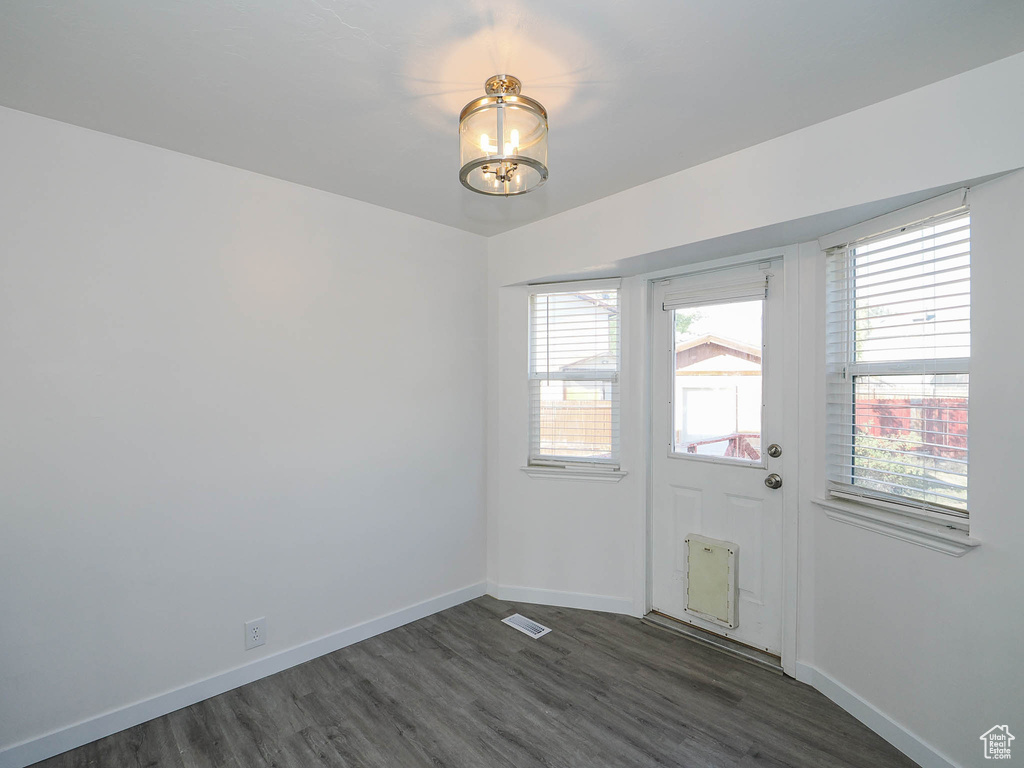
{"left": 825, "top": 210, "right": 970, "bottom": 517}
{"left": 529, "top": 283, "right": 620, "bottom": 467}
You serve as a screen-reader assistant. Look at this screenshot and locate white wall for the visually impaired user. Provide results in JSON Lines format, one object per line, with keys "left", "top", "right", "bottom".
{"left": 487, "top": 52, "right": 1024, "bottom": 767}
{"left": 488, "top": 51, "right": 1024, "bottom": 287}
{"left": 486, "top": 281, "right": 643, "bottom": 613}
{"left": 488, "top": 51, "right": 1024, "bottom": 613}
{"left": 0, "top": 106, "right": 487, "bottom": 758}
{"left": 802, "top": 169, "right": 1024, "bottom": 768}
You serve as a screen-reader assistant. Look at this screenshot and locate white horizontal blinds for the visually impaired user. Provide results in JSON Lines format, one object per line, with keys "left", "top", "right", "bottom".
{"left": 529, "top": 286, "right": 620, "bottom": 465}
{"left": 662, "top": 276, "right": 768, "bottom": 310}
{"left": 825, "top": 210, "right": 970, "bottom": 515}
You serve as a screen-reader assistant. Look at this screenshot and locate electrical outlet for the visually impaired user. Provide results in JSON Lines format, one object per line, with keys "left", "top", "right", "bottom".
{"left": 244, "top": 617, "right": 266, "bottom": 650}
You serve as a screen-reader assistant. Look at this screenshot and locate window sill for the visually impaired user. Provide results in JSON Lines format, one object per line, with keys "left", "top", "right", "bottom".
{"left": 813, "top": 497, "right": 980, "bottom": 557}
{"left": 521, "top": 465, "right": 628, "bottom": 483}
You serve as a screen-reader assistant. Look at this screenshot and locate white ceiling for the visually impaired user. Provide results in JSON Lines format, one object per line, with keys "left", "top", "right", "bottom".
{"left": 3, "top": 1, "right": 1024, "bottom": 236}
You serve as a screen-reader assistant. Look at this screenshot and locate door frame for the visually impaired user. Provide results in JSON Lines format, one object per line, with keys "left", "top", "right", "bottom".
{"left": 640, "top": 246, "right": 801, "bottom": 677}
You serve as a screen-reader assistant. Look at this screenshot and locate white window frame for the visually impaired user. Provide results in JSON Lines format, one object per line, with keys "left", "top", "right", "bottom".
{"left": 661, "top": 273, "right": 769, "bottom": 466}
{"left": 524, "top": 279, "right": 625, "bottom": 481}
{"left": 816, "top": 191, "right": 979, "bottom": 555}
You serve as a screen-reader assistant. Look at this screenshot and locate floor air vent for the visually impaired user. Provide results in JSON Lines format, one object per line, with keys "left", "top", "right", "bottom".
{"left": 501, "top": 613, "right": 552, "bottom": 639}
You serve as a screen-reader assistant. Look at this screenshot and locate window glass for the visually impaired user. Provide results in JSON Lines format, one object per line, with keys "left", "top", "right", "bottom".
{"left": 529, "top": 287, "right": 620, "bottom": 464}
{"left": 672, "top": 300, "right": 763, "bottom": 462}
{"left": 826, "top": 212, "right": 970, "bottom": 515}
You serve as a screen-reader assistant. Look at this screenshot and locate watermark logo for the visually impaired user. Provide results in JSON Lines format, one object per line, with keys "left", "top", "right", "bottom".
{"left": 980, "top": 725, "right": 1014, "bottom": 760}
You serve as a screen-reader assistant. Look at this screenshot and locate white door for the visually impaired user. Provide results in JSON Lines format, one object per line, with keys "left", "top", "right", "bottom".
{"left": 650, "top": 261, "right": 785, "bottom": 655}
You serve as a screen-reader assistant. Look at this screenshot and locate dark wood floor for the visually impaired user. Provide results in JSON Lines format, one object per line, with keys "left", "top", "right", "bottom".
{"left": 32, "top": 596, "right": 917, "bottom": 767}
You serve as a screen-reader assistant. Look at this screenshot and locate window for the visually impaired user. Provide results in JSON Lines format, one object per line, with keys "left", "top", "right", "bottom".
{"left": 671, "top": 299, "right": 764, "bottom": 462}
{"left": 529, "top": 282, "right": 620, "bottom": 467}
{"left": 826, "top": 210, "right": 970, "bottom": 517}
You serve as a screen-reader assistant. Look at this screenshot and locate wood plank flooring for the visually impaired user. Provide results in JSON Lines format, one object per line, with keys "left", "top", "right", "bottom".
{"left": 31, "top": 596, "right": 918, "bottom": 767}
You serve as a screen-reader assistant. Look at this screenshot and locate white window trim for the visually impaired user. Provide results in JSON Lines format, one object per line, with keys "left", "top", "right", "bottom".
{"left": 817, "top": 187, "right": 968, "bottom": 251}
{"left": 818, "top": 192, "right": 978, "bottom": 553}
{"left": 813, "top": 496, "right": 979, "bottom": 557}
{"left": 665, "top": 269, "right": 770, "bottom": 465}
{"left": 526, "top": 278, "right": 623, "bottom": 477}
{"left": 520, "top": 464, "right": 628, "bottom": 482}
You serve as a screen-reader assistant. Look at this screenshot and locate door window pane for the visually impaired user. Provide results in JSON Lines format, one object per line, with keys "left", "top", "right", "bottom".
{"left": 672, "top": 300, "right": 763, "bottom": 461}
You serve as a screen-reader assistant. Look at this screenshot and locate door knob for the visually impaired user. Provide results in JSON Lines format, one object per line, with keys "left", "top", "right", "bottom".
{"left": 764, "top": 473, "right": 783, "bottom": 490}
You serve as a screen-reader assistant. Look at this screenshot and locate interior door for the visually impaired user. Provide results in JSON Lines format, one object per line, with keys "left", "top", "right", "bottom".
{"left": 650, "top": 261, "right": 785, "bottom": 655}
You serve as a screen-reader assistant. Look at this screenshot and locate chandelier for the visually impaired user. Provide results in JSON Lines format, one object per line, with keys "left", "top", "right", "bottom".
{"left": 459, "top": 75, "right": 548, "bottom": 196}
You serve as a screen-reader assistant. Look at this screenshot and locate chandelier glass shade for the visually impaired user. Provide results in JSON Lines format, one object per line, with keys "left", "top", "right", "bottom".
{"left": 459, "top": 75, "right": 548, "bottom": 196}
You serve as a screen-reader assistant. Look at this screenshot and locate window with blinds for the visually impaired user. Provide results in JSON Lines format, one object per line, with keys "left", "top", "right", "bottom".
{"left": 529, "top": 283, "right": 620, "bottom": 466}
{"left": 825, "top": 210, "right": 970, "bottom": 516}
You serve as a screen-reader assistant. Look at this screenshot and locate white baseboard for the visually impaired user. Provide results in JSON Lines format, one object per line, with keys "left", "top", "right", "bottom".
{"left": 486, "top": 581, "right": 634, "bottom": 615}
{"left": 794, "top": 662, "right": 958, "bottom": 768}
{"left": 0, "top": 582, "right": 487, "bottom": 768}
